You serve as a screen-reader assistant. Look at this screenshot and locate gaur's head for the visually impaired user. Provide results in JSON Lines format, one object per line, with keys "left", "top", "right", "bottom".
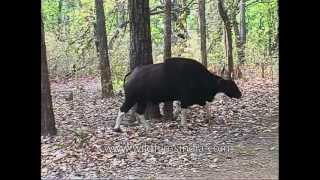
{"left": 218, "top": 79, "right": 242, "bottom": 99}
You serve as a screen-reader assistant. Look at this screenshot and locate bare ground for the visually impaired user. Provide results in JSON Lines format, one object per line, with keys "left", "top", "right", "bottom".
{"left": 41, "top": 77, "right": 278, "bottom": 179}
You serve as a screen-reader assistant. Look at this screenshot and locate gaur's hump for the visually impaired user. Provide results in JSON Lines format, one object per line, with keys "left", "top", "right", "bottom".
{"left": 165, "top": 57, "right": 222, "bottom": 79}
{"left": 165, "top": 57, "right": 209, "bottom": 71}
{"left": 165, "top": 57, "right": 202, "bottom": 65}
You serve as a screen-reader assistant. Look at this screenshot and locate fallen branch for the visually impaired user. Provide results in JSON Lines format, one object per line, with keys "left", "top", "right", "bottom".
{"left": 108, "top": 21, "right": 129, "bottom": 49}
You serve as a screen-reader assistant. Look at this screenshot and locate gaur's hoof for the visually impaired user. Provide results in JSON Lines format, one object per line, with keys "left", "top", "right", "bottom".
{"left": 128, "top": 121, "right": 138, "bottom": 127}
{"left": 113, "top": 128, "right": 123, "bottom": 133}
{"left": 187, "top": 126, "right": 195, "bottom": 131}
{"left": 180, "top": 124, "right": 188, "bottom": 129}
{"left": 145, "top": 127, "right": 151, "bottom": 132}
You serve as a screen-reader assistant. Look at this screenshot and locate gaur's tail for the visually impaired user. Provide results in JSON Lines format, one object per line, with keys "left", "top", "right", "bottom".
{"left": 123, "top": 70, "right": 133, "bottom": 88}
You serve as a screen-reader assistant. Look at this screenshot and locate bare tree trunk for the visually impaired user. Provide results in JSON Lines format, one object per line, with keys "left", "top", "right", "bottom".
{"left": 198, "top": 0, "right": 207, "bottom": 67}
{"left": 223, "top": 26, "right": 228, "bottom": 66}
{"left": 239, "top": 0, "right": 246, "bottom": 74}
{"left": 128, "top": 0, "right": 161, "bottom": 119}
{"left": 218, "top": 0, "right": 234, "bottom": 79}
{"left": 58, "top": 0, "right": 63, "bottom": 25}
{"left": 56, "top": 0, "right": 64, "bottom": 42}
{"left": 164, "top": 0, "right": 172, "bottom": 62}
{"left": 239, "top": 0, "right": 246, "bottom": 45}
{"left": 95, "top": 0, "right": 113, "bottom": 98}
{"left": 163, "top": 0, "right": 174, "bottom": 121}
{"left": 222, "top": 27, "right": 228, "bottom": 79}
{"left": 268, "top": 7, "right": 272, "bottom": 57}
{"left": 93, "top": 22, "right": 99, "bottom": 54}
{"left": 232, "top": 12, "right": 244, "bottom": 79}
{"left": 41, "top": 16, "right": 57, "bottom": 137}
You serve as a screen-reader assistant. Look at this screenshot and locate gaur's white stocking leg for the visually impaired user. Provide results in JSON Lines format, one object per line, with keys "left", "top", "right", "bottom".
{"left": 181, "top": 108, "right": 187, "bottom": 127}
{"left": 114, "top": 110, "right": 125, "bottom": 131}
{"left": 128, "top": 108, "right": 139, "bottom": 124}
{"left": 173, "top": 101, "right": 181, "bottom": 120}
{"left": 135, "top": 113, "right": 150, "bottom": 130}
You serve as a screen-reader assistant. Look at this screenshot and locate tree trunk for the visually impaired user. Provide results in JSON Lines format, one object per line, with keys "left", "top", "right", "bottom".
{"left": 58, "top": 0, "right": 63, "bottom": 25}
{"left": 95, "top": 0, "right": 113, "bottom": 98}
{"left": 128, "top": 0, "right": 161, "bottom": 119}
{"left": 198, "top": 0, "right": 207, "bottom": 67}
{"left": 218, "top": 0, "right": 234, "bottom": 79}
{"left": 222, "top": 27, "right": 229, "bottom": 79}
{"left": 232, "top": 12, "right": 244, "bottom": 79}
{"left": 223, "top": 26, "right": 228, "bottom": 68}
{"left": 239, "top": 0, "right": 246, "bottom": 74}
{"left": 268, "top": 7, "right": 272, "bottom": 57}
{"left": 56, "top": 0, "right": 64, "bottom": 42}
{"left": 93, "top": 22, "right": 99, "bottom": 54}
{"left": 163, "top": 0, "right": 174, "bottom": 121}
{"left": 41, "top": 16, "right": 57, "bottom": 137}
{"left": 239, "top": 0, "right": 246, "bottom": 44}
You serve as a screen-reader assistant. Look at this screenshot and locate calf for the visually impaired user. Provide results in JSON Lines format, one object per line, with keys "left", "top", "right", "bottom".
{"left": 114, "top": 57, "right": 242, "bottom": 132}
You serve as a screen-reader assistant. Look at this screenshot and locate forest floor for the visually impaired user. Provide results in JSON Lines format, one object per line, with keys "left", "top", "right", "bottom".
{"left": 42, "top": 76, "right": 278, "bottom": 179}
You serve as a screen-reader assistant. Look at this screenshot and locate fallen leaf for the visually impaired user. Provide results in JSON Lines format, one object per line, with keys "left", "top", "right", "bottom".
{"left": 209, "top": 164, "right": 218, "bottom": 168}
{"left": 105, "top": 153, "right": 115, "bottom": 159}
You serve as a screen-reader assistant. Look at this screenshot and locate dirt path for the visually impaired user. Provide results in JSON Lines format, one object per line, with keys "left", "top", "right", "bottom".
{"left": 42, "top": 77, "right": 278, "bottom": 179}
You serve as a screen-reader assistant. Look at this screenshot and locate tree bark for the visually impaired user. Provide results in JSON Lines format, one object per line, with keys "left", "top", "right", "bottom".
{"left": 232, "top": 12, "right": 244, "bottom": 79}
{"left": 58, "top": 0, "right": 63, "bottom": 25}
{"left": 222, "top": 27, "right": 228, "bottom": 79}
{"left": 163, "top": 0, "right": 174, "bottom": 121}
{"left": 198, "top": 0, "right": 207, "bottom": 67}
{"left": 239, "top": 0, "right": 246, "bottom": 44}
{"left": 128, "top": 0, "right": 161, "bottom": 119}
{"left": 268, "top": 6, "right": 272, "bottom": 57}
{"left": 95, "top": 0, "right": 113, "bottom": 98}
{"left": 227, "top": 0, "right": 246, "bottom": 79}
{"left": 41, "top": 16, "right": 57, "bottom": 137}
{"left": 218, "top": 0, "right": 234, "bottom": 79}
{"left": 239, "top": 0, "right": 246, "bottom": 67}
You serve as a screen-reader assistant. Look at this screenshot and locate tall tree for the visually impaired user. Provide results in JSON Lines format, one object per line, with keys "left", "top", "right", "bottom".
{"left": 267, "top": 5, "right": 272, "bottom": 57}
{"left": 128, "top": 0, "right": 161, "bottom": 119}
{"left": 173, "top": 0, "right": 190, "bottom": 55}
{"left": 57, "top": 0, "right": 63, "bottom": 25}
{"left": 41, "top": 16, "right": 57, "bottom": 136}
{"left": 231, "top": 0, "right": 245, "bottom": 79}
{"left": 95, "top": 0, "right": 113, "bottom": 98}
{"left": 163, "top": 0, "right": 174, "bottom": 121}
{"left": 198, "top": 0, "right": 207, "bottom": 67}
{"left": 238, "top": 0, "right": 246, "bottom": 69}
{"left": 218, "top": 0, "right": 234, "bottom": 79}
{"left": 239, "top": 0, "right": 246, "bottom": 49}
{"left": 56, "top": 0, "right": 66, "bottom": 42}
